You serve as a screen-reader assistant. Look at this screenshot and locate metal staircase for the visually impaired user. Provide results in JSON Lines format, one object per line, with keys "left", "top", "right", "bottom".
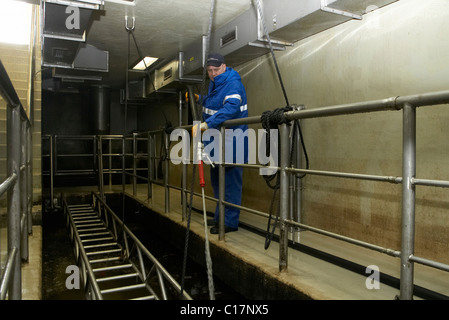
{"left": 64, "top": 194, "right": 192, "bottom": 300}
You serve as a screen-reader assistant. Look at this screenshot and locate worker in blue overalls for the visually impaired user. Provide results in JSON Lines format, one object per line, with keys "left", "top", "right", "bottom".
{"left": 193, "top": 53, "right": 248, "bottom": 234}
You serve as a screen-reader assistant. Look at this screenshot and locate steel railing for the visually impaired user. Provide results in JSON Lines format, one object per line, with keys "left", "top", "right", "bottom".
{"left": 148, "top": 89, "right": 449, "bottom": 300}
{"left": 0, "top": 59, "right": 33, "bottom": 300}
{"left": 44, "top": 89, "right": 449, "bottom": 300}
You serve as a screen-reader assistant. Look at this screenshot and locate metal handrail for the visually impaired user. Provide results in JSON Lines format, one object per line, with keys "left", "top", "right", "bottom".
{"left": 0, "top": 59, "right": 33, "bottom": 300}
{"left": 44, "top": 89, "right": 449, "bottom": 300}
{"left": 0, "top": 247, "right": 18, "bottom": 300}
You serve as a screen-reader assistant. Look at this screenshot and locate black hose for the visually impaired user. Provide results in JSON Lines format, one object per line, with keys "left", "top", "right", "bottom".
{"left": 256, "top": 0, "right": 310, "bottom": 249}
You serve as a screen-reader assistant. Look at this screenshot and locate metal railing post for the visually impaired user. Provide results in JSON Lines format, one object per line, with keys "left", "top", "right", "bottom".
{"left": 400, "top": 103, "right": 416, "bottom": 300}
{"left": 164, "top": 132, "right": 170, "bottom": 213}
{"left": 7, "top": 104, "right": 22, "bottom": 299}
{"left": 26, "top": 124, "right": 32, "bottom": 235}
{"left": 98, "top": 136, "right": 105, "bottom": 201}
{"left": 219, "top": 126, "right": 226, "bottom": 240}
{"left": 147, "top": 133, "right": 153, "bottom": 200}
{"left": 279, "top": 123, "right": 289, "bottom": 272}
{"left": 133, "top": 133, "right": 137, "bottom": 196}
{"left": 20, "top": 118, "right": 28, "bottom": 261}
{"left": 50, "top": 135, "right": 54, "bottom": 210}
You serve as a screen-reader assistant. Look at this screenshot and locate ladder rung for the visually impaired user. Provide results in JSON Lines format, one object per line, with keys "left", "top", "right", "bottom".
{"left": 70, "top": 210, "right": 95, "bottom": 214}
{"left": 96, "top": 273, "right": 139, "bottom": 282}
{"left": 76, "top": 223, "right": 104, "bottom": 228}
{"left": 89, "top": 256, "right": 122, "bottom": 264}
{"left": 84, "top": 242, "right": 118, "bottom": 249}
{"left": 93, "top": 264, "right": 133, "bottom": 273}
{"left": 84, "top": 242, "right": 117, "bottom": 249}
{"left": 101, "top": 283, "right": 146, "bottom": 294}
{"left": 82, "top": 236, "right": 114, "bottom": 243}
{"left": 68, "top": 204, "right": 91, "bottom": 208}
{"left": 71, "top": 212, "right": 96, "bottom": 217}
{"left": 130, "top": 295, "right": 156, "bottom": 300}
{"left": 79, "top": 231, "right": 110, "bottom": 237}
{"left": 73, "top": 215, "right": 97, "bottom": 220}
{"left": 74, "top": 219, "right": 101, "bottom": 225}
{"left": 78, "top": 228, "right": 107, "bottom": 234}
{"left": 86, "top": 248, "right": 122, "bottom": 256}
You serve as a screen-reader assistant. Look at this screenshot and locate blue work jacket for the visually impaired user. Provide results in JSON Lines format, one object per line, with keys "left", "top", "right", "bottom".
{"left": 200, "top": 67, "right": 248, "bottom": 164}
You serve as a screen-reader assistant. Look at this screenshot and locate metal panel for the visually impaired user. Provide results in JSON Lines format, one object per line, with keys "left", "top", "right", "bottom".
{"left": 181, "top": 36, "right": 207, "bottom": 76}
{"left": 210, "top": 6, "right": 283, "bottom": 68}
{"left": 155, "top": 59, "right": 179, "bottom": 91}
{"left": 73, "top": 44, "right": 109, "bottom": 72}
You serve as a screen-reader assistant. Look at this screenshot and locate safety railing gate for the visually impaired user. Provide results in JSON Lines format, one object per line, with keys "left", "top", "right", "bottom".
{"left": 0, "top": 60, "right": 33, "bottom": 300}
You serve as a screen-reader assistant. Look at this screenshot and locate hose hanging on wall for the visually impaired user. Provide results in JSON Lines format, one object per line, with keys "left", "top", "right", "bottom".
{"left": 255, "top": 0, "right": 309, "bottom": 250}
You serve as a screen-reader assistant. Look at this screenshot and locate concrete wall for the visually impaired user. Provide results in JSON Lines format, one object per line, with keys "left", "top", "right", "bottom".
{"left": 233, "top": 0, "right": 449, "bottom": 263}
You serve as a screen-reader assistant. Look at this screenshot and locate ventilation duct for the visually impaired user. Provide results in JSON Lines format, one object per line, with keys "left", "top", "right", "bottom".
{"left": 209, "top": 0, "right": 398, "bottom": 68}
{"left": 42, "top": 0, "right": 109, "bottom": 92}
{"left": 148, "top": 0, "right": 398, "bottom": 94}
{"left": 263, "top": 0, "right": 398, "bottom": 44}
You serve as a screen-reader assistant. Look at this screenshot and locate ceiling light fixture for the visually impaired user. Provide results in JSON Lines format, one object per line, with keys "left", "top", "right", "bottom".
{"left": 132, "top": 56, "right": 158, "bottom": 71}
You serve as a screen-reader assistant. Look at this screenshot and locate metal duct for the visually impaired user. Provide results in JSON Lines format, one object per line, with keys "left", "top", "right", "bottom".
{"left": 91, "top": 85, "right": 110, "bottom": 135}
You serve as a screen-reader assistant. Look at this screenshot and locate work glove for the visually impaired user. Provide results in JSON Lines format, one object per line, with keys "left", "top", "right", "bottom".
{"left": 192, "top": 122, "right": 208, "bottom": 137}
{"left": 185, "top": 92, "right": 199, "bottom": 102}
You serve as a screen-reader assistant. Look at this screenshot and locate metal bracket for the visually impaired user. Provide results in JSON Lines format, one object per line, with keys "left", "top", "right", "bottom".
{"left": 44, "top": 0, "right": 104, "bottom": 10}
{"left": 125, "top": 16, "right": 135, "bottom": 31}
{"left": 320, "top": 0, "right": 363, "bottom": 20}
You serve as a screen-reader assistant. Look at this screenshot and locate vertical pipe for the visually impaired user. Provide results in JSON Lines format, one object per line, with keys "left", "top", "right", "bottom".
{"left": 108, "top": 139, "right": 112, "bottom": 190}
{"left": 279, "top": 123, "right": 289, "bottom": 272}
{"left": 121, "top": 136, "right": 125, "bottom": 216}
{"left": 288, "top": 125, "right": 294, "bottom": 239}
{"left": 295, "top": 123, "right": 302, "bottom": 243}
{"left": 132, "top": 133, "right": 137, "bottom": 196}
{"left": 295, "top": 106, "right": 304, "bottom": 243}
{"left": 178, "top": 90, "right": 183, "bottom": 127}
{"left": 27, "top": 124, "right": 32, "bottom": 235}
{"left": 50, "top": 135, "right": 54, "bottom": 210}
{"left": 147, "top": 132, "right": 152, "bottom": 201}
{"left": 20, "top": 119, "right": 28, "bottom": 261}
{"left": 187, "top": 85, "right": 199, "bottom": 121}
{"left": 179, "top": 90, "right": 187, "bottom": 220}
{"left": 218, "top": 126, "right": 226, "bottom": 240}
{"left": 7, "top": 105, "right": 21, "bottom": 299}
{"left": 98, "top": 136, "right": 104, "bottom": 201}
{"left": 181, "top": 130, "right": 187, "bottom": 221}
{"left": 164, "top": 132, "right": 170, "bottom": 213}
{"left": 400, "top": 103, "right": 416, "bottom": 300}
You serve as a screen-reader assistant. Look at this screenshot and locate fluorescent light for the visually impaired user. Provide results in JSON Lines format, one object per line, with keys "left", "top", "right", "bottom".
{"left": 0, "top": 0, "right": 32, "bottom": 45}
{"left": 132, "top": 56, "right": 158, "bottom": 70}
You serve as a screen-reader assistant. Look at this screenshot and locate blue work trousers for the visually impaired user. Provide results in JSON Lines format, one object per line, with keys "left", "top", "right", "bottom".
{"left": 210, "top": 166, "right": 243, "bottom": 229}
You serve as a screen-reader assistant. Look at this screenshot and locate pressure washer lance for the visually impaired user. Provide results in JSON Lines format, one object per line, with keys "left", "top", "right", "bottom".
{"left": 193, "top": 125, "right": 216, "bottom": 300}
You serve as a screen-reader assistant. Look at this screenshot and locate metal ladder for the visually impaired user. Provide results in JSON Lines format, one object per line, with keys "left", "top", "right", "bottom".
{"left": 66, "top": 203, "right": 155, "bottom": 300}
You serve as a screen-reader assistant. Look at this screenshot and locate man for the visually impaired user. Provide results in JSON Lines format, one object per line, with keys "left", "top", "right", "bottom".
{"left": 194, "top": 53, "right": 248, "bottom": 234}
